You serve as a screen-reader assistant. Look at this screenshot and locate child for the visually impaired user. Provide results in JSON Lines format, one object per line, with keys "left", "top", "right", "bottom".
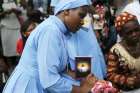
{"left": 16, "top": 10, "right": 44, "bottom": 56}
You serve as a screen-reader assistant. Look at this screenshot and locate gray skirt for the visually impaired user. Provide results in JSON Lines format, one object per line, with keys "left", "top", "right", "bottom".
{"left": 1, "top": 26, "right": 20, "bottom": 57}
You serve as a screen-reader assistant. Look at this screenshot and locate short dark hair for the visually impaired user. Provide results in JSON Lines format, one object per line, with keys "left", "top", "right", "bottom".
{"left": 27, "top": 10, "right": 43, "bottom": 23}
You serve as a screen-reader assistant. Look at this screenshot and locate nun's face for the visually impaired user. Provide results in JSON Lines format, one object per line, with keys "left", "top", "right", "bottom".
{"left": 64, "top": 6, "right": 88, "bottom": 33}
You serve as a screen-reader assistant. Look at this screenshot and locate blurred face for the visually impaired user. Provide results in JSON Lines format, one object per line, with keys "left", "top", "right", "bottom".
{"left": 64, "top": 6, "right": 88, "bottom": 33}
{"left": 23, "top": 23, "right": 36, "bottom": 37}
{"left": 122, "top": 21, "right": 140, "bottom": 45}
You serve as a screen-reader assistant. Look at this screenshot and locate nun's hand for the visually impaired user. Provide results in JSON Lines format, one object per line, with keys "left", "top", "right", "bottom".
{"left": 80, "top": 74, "right": 98, "bottom": 92}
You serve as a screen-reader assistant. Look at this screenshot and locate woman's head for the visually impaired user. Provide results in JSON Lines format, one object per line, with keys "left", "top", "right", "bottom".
{"left": 20, "top": 20, "right": 37, "bottom": 38}
{"left": 57, "top": 6, "right": 88, "bottom": 33}
{"left": 122, "top": 20, "right": 140, "bottom": 45}
{"left": 27, "top": 10, "right": 44, "bottom": 23}
{"left": 55, "top": 0, "right": 91, "bottom": 33}
{"left": 115, "top": 12, "right": 140, "bottom": 45}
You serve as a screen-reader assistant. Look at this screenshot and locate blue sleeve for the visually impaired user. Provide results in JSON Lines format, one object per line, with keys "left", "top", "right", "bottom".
{"left": 37, "top": 28, "right": 77, "bottom": 92}
{"left": 47, "top": 76, "right": 75, "bottom": 93}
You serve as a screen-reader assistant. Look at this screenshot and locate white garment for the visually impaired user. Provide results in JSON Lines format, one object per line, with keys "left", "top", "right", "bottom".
{"left": 0, "top": 2, "right": 20, "bottom": 57}
{"left": 123, "top": 0, "right": 140, "bottom": 24}
{"left": 1, "top": 27, "right": 20, "bottom": 57}
{"left": 1, "top": 2, "right": 20, "bottom": 28}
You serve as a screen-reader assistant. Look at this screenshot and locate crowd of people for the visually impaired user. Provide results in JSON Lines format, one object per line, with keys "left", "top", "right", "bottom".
{"left": 0, "top": 0, "right": 140, "bottom": 93}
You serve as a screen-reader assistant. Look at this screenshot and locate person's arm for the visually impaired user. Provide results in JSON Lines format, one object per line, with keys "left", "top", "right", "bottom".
{"left": 107, "top": 52, "right": 140, "bottom": 88}
{"left": 36, "top": 27, "right": 96, "bottom": 93}
{"left": 0, "top": 9, "right": 11, "bottom": 17}
{"left": 47, "top": 74, "right": 96, "bottom": 93}
{"left": 72, "top": 74, "right": 97, "bottom": 93}
{"left": 47, "top": 76, "right": 92, "bottom": 93}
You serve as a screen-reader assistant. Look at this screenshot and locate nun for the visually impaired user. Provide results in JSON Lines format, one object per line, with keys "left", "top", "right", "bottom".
{"left": 2, "top": 0, "right": 98, "bottom": 93}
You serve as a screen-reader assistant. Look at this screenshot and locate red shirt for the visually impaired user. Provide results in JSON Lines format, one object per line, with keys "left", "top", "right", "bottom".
{"left": 16, "top": 38, "right": 23, "bottom": 55}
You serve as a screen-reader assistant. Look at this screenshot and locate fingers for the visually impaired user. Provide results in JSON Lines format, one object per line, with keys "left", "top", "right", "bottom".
{"left": 86, "top": 74, "right": 98, "bottom": 86}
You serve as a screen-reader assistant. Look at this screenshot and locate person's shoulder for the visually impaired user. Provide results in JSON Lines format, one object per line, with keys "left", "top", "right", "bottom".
{"left": 37, "top": 17, "right": 59, "bottom": 31}
{"left": 30, "top": 18, "right": 60, "bottom": 39}
{"left": 110, "top": 43, "right": 122, "bottom": 53}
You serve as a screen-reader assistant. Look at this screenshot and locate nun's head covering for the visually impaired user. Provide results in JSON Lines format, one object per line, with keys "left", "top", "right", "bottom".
{"left": 54, "top": 0, "right": 92, "bottom": 15}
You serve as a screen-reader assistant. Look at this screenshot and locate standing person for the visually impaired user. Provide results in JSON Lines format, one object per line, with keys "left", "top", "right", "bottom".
{"left": 3, "top": 0, "right": 98, "bottom": 93}
{"left": 107, "top": 12, "right": 140, "bottom": 92}
{"left": 16, "top": 10, "right": 43, "bottom": 56}
{"left": 92, "top": 1, "right": 117, "bottom": 54}
{"left": 0, "top": 0, "right": 22, "bottom": 74}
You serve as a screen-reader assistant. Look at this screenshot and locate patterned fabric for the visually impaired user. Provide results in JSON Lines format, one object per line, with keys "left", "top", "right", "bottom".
{"left": 93, "top": 4, "right": 117, "bottom": 54}
{"left": 115, "top": 12, "right": 136, "bottom": 31}
{"left": 122, "top": 0, "right": 140, "bottom": 24}
{"left": 107, "top": 43, "right": 140, "bottom": 90}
